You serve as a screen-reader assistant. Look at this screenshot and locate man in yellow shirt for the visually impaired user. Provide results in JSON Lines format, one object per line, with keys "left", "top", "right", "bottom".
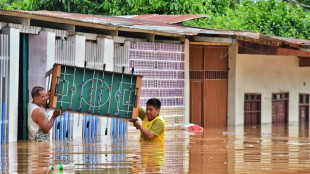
{"left": 131, "top": 98, "right": 166, "bottom": 142}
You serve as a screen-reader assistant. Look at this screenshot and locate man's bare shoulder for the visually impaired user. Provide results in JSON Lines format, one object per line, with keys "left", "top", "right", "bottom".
{"left": 31, "top": 108, "right": 45, "bottom": 121}
{"left": 32, "top": 108, "right": 44, "bottom": 115}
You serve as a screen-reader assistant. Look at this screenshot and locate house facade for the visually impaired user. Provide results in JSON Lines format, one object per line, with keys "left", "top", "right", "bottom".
{"left": 0, "top": 9, "right": 310, "bottom": 142}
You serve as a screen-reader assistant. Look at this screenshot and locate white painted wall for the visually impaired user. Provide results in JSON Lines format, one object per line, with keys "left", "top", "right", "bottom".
{"left": 69, "top": 35, "right": 85, "bottom": 68}
{"left": 46, "top": 32, "right": 56, "bottom": 101}
{"left": 46, "top": 32, "right": 56, "bottom": 72}
{"left": 228, "top": 44, "right": 310, "bottom": 125}
{"left": 2, "top": 27, "right": 20, "bottom": 142}
{"left": 29, "top": 32, "right": 48, "bottom": 99}
{"left": 100, "top": 38, "right": 114, "bottom": 71}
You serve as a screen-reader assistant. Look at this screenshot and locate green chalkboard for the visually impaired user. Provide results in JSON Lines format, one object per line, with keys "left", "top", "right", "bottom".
{"left": 48, "top": 64, "right": 142, "bottom": 119}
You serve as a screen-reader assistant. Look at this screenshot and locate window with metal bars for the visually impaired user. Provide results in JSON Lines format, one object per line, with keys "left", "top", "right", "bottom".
{"left": 299, "top": 94, "right": 309, "bottom": 105}
{"left": 272, "top": 93, "right": 289, "bottom": 101}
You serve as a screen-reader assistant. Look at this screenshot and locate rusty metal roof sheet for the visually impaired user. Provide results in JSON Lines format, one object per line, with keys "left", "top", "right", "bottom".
{"left": 0, "top": 9, "right": 204, "bottom": 36}
{"left": 0, "top": 9, "right": 309, "bottom": 46}
{"left": 122, "top": 14, "right": 209, "bottom": 24}
{"left": 263, "top": 35, "right": 310, "bottom": 46}
{"left": 199, "top": 29, "right": 261, "bottom": 39}
{"left": 200, "top": 29, "right": 310, "bottom": 46}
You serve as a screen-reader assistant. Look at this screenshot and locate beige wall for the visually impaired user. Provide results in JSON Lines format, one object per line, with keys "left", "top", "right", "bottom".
{"left": 227, "top": 43, "right": 238, "bottom": 125}
{"left": 184, "top": 39, "right": 190, "bottom": 124}
{"left": 228, "top": 44, "right": 310, "bottom": 125}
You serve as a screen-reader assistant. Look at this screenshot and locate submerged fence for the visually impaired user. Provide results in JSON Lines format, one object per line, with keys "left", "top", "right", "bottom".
{"left": 0, "top": 34, "right": 9, "bottom": 144}
{"left": 113, "top": 45, "right": 130, "bottom": 139}
{"left": 53, "top": 39, "right": 76, "bottom": 140}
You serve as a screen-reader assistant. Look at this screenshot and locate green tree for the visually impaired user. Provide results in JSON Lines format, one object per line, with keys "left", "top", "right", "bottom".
{"left": 185, "top": 0, "right": 310, "bottom": 39}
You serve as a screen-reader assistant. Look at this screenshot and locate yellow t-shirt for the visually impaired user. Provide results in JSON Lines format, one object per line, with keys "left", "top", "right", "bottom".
{"left": 138, "top": 108, "right": 166, "bottom": 142}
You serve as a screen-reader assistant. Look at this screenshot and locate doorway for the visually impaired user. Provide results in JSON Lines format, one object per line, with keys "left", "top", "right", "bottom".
{"left": 18, "top": 33, "right": 29, "bottom": 140}
{"left": 299, "top": 94, "right": 309, "bottom": 123}
{"left": 299, "top": 93, "right": 309, "bottom": 136}
{"left": 189, "top": 45, "right": 228, "bottom": 127}
{"left": 272, "top": 93, "right": 289, "bottom": 123}
{"left": 244, "top": 94, "right": 261, "bottom": 125}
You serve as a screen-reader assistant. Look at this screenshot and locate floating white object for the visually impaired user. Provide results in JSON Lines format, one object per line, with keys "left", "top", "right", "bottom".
{"left": 51, "top": 163, "right": 75, "bottom": 170}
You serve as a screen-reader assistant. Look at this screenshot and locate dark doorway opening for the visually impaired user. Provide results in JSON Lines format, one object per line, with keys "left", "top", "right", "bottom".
{"left": 18, "top": 33, "right": 29, "bottom": 140}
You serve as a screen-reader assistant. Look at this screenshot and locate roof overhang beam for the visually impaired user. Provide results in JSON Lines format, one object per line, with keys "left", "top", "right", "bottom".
{"left": 0, "top": 15, "right": 30, "bottom": 25}
{"left": 277, "top": 48, "right": 310, "bottom": 57}
{"left": 238, "top": 36, "right": 279, "bottom": 47}
{"left": 191, "top": 36, "right": 233, "bottom": 44}
{"left": 75, "top": 25, "right": 118, "bottom": 36}
{"left": 31, "top": 19, "right": 75, "bottom": 31}
{"left": 299, "top": 57, "right": 310, "bottom": 67}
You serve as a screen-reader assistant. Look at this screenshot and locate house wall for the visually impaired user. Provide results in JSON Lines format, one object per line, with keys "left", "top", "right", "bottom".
{"left": 46, "top": 32, "right": 56, "bottom": 71}
{"left": 227, "top": 43, "right": 238, "bottom": 125}
{"left": 29, "top": 32, "right": 48, "bottom": 99}
{"left": 128, "top": 40, "right": 186, "bottom": 129}
{"left": 2, "top": 28, "right": 20, "bottom": 142}
{"left": 228, "top": 45, "right": 310, "bottom": 125}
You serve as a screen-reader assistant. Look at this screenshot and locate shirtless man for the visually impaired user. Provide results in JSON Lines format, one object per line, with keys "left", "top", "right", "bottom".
{"left": 28, "top": 86, "right": 60, "bottom": 142}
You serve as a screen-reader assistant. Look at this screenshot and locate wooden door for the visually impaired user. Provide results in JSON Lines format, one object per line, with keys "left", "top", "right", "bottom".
{"left": 190, "top": 45, "right": 228, "bottom": 127}
{"left": 299, "top": 94, "right": 309, "bottom": 123}
{"left": 190, "top": 81, "right": 203, "bottom": 126}
{"left": 244, "top": 94, "right": 261, "bottom": 125}
{"left": 299, "top": 94, "right": 310, "bottom": 138}
{"left": 272, "top": 93, "right": 289, "bottom": 123}
{"left": 272, "top": 101, "right": 287, "bottom": 122}
{"left": 299, "top": 106, "right": 308, "bottom": 122}
{"left": 189, "top": 46, "right": 204, "bottom": 126}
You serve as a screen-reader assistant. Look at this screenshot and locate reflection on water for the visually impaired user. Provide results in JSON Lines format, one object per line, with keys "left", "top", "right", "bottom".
{"left": 2, "top": 123, "right": 310, "bottom": 173}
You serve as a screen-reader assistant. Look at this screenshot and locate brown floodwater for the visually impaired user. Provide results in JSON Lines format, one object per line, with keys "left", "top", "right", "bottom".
{"left": 2, "top": 122, "right": 310, "bottom": 173}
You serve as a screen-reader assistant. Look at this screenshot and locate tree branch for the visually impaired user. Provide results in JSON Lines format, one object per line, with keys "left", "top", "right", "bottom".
{"left": 283, "top": 0, "right": 310, "bottom": 9}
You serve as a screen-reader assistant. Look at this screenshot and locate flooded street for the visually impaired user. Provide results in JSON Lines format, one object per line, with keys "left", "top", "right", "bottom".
{"left": 1, "top": 123, "right": 310, "bottom": 173}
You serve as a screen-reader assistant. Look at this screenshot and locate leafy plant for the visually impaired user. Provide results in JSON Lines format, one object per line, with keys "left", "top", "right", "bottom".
{"left": 0, "top": 0, "right": 309, "bottom": 39}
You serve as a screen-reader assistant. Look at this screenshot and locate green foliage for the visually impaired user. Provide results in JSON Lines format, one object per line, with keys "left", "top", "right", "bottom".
{"left": 185, "top": 0, "right": 310, "bottom": 39}
{"left": 292, "top": 0, "right": 310, "bottom": 6}
{"left": 0, "top": 0, "right": 309, "bottom": 39}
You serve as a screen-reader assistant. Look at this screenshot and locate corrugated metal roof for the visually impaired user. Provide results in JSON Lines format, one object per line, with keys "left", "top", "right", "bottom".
{"left": 263, "top": 35, "right": 310, "bottom": 46}
{"left": 122, "top": 14, "right": 209, "bottom": 24}
{"left": 0, "top": 9, "right": 309, "bottom": 46}
{"left": 199, "top": 29, "right": 261, "bottom": 39}
{"left": 0, "top": 9, "right": 204, "bottom": 36}
{"left": 200, "top": 29, "right": 310, "bottom": 46}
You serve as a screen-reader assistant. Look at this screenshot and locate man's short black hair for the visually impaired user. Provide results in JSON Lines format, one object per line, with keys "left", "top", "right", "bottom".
{"left": 31, "top": 86, "right": 45, "bottom": 99}
{"left": 146, "top": 98, "right": 161, "bottom": 109}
